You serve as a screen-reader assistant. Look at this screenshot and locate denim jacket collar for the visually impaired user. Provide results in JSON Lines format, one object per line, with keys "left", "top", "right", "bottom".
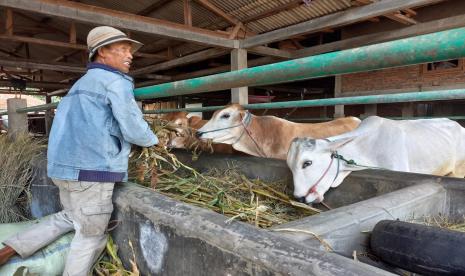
{"left": 87, "top": 62, "right": 133, "bottom": 82}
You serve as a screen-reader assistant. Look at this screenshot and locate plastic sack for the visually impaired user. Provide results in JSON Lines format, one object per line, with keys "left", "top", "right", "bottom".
{"left": 0, "top": 218, "right": 73, "bottom": 276}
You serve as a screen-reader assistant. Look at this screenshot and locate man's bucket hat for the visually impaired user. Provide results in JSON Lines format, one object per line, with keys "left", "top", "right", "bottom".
{"left": 87, "top": 26, "right": 143, "bottom": 61}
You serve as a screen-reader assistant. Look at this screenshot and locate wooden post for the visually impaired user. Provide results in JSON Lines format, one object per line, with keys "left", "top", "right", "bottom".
{"left": 183, "top": 0, "right": 192, "bottom": 26}
{"left": 231, "top": 48, "right": 248, "bottom": 104}
{"left": 44, "top": 96, "right": 53, "bottom": 136}
{"left": 334, "top": 75, "right": 345, "bottom": 118}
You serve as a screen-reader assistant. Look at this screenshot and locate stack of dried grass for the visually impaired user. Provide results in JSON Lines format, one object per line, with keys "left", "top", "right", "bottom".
{"left": 0, "top": 135, "right": 44, "bottom": 223}
{"left": 129, "top": 128, "right": 320, "bottom": 228}
{"left": 419, "top": 216, "right": 465, "bottom": 232}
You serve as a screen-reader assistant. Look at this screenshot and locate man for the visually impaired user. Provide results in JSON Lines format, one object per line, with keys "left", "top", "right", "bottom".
{"left": 0, "top": 26, "right": 158, "bottom": 275}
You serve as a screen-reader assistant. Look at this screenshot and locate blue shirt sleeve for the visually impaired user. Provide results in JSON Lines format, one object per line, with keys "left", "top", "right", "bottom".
{"left": 106, "top": 78, "right": 158, "bottom": 147}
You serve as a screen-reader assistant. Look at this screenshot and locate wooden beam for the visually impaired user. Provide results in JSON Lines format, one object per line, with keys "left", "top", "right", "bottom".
{"left": 0, "top": 0, "right": 236, "bottom": 48}
{"left": 292, "top": 13, "right": 465, "bottom": 59}
{"left": 0, "top": 79, "right": 70, "bottom": 89}
{"left": 242, "top": 0, "right": 302, "bottom": 24}
{"left": 248, "top": 46, "right": 292, "bottom": 59}
{"left": 5, "top": 8, "right": 13, "bottom": 35}
{"left": 172, "top": 56, "right": 277, "bottom": 81}
{"left": 0, "top": 57, "right": 85, "bottom": 73}
{"left": 241, "top": 0, "right": 443, "bottom": 48}
{"left": 384, "top": 13, "right": 418, "bottom": 25}
{"left": 0, "top": 34, "right": 168, "bottom": 59}
{"left": 137, "top": 0, "right": 173, "bottom": 16}
{"left": 194, "top": 0, "right": 240, "bottom": 26}
{"left": 131, "top": 48, "right": 229, "bottom": 76}
{"left": 183, "top": 0, "right": 192, "bottom": 26}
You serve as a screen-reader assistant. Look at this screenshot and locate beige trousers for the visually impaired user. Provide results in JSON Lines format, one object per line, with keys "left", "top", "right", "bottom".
{"left": 4, "top": 179, "right": 115, "bottom": 276}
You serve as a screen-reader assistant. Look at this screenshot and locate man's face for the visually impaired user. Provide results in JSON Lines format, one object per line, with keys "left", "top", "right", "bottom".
{"left": 97, "top": 41, "right": 133, "bottom": 73}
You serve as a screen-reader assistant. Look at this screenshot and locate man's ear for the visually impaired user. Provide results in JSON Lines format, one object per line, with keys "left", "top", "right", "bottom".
{"left": 329, "top": 136, "right": 356, "bottom": 151}
{"left": 97, "top": 46, "right": 108, "bottom": 59}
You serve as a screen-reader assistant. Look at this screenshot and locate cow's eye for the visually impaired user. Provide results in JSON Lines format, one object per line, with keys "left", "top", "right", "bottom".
{"left": 221, "top": 113, "right": 230, "bottom": 119}
{"left": 302, "top": 160, "right": 312, "bottom": 169}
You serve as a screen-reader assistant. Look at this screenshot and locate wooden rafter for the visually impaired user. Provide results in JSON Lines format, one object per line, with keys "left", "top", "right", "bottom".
{"left": 131, "top": 48, "right": 230, "bottom": 76}
{"left": 241, "top": 0, "right": 440, "bottom": 48}
{"left": 0, "top": 34, "right": 169, "bottom": 60}
{"left": 292, "top": 13, "right": 465, "bottom": 59}
{"left": 0, "top": 56, "right": 85, "bottom": 73}
{"left": 138, "top": 0, "right": 174, "bottom": 16}
{"left": 353, "top": 0, "right": 418, "bottom": 25}
{"left": 5, "top": 8, "right": 13, "bottom": 35}
{"left": 184, "top": 0, "right": 193, "bottom": 26}
{"left": 0, "top": 0, "right": 236, "bottom": 48}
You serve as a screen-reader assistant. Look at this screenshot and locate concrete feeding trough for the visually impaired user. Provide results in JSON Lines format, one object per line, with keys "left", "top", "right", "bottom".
{"left": 29, "top": 151, "right": 465, "bottom": 275}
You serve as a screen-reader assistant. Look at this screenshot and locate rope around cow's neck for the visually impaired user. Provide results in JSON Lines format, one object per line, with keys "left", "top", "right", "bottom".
{"left": 198, "top": 111, "right": 252, "bottom": 135}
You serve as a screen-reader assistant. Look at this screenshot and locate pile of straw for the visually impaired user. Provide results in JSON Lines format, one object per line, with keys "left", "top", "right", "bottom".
{"left": 0, "top": 135, "right": 44, "bottom": 223}
{"left": 129, "top": 143, "right": 320, "bottom": 228}
{"left": 419, "top": 216, "right": 465, "bottom": 232}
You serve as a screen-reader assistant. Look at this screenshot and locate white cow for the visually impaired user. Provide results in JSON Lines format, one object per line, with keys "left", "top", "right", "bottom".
{"left": 287, "top": 116, "right": 465, "bottom": 204}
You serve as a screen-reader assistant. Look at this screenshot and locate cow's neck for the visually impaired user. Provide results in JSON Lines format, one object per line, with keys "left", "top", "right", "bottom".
{"left": 232, "top": 115, "right": 287, "bottom": 159}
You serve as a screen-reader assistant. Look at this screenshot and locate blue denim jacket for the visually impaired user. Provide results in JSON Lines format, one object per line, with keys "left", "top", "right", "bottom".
{"left": 47, "top": 63, "right": 158, "bottom": 182}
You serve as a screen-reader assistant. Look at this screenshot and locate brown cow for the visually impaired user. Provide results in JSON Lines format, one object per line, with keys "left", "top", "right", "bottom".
{"left": 162, "top": 112, "right": 235, "bottom": 154}
{"left": 197, "top": 104, "right": 361, "bottom": 160}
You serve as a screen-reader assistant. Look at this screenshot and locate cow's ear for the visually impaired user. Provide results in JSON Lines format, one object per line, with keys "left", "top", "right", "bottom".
{"left": 328, "top": 137, "right": 355, "bottom": 151}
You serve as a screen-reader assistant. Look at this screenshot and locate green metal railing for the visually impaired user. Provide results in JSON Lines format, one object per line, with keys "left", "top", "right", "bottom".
{"left": 8, "top": 27, "right": 465, "bottom": 114}
{"left": 143, "top": 89, "right": 465, "bottom": 114}
{"left": 135, "top": 27, "right": 465, "bottom": 99}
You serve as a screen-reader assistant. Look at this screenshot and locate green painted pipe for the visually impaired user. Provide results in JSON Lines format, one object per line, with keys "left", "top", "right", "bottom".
{"left": 143, "top": 89, "right": 465, "bottom": 114}
{"left": 0, "top": 111, "right": 7, "bottom": 116}
{"left": 135, "top": 27, "right": 465, "bottom": 99}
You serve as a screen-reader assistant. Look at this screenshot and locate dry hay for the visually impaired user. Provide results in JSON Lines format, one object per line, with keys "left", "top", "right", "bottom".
{"left": 94, "top": 236, "right": 140, "bottom": 276}
{"left": 0, "top": 135, "right": 44, "bottom": 223}
{"left": 129, "top": 139, "right": 320, "bottom": 229}
{"left": 417, "top": 215, "right": 465, "bottom": 232}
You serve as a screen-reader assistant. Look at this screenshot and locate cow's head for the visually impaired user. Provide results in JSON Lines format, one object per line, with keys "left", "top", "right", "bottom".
{"left": 287, "top": 137, "right": 353, "bottom": 204}
{"left": 197, "top": 104, "right": 248, "bottom": 144}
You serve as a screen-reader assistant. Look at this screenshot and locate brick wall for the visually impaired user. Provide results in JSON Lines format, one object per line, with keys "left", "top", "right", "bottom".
{"left": 341, "top": 61, "right": 465, "bottom": 94}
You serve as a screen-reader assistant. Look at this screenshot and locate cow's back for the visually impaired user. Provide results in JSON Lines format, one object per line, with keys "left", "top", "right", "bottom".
{"left": 343, "top": 117, "right": 465, "bottom": 177}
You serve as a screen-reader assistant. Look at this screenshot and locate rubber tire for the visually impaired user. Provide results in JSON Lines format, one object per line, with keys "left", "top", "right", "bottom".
{"left": 370, "top": 220, "right": 465, "bottom": 276}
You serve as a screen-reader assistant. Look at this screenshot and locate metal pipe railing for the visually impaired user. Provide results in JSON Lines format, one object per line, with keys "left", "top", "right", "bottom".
{"left": 135, "top": 27, "right": 465, "bottom": 99}
{"left": 143, "top": 89, "right": 465, "bottom": 114}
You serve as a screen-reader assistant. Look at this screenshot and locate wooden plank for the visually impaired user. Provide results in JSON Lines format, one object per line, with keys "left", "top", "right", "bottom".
{"left": 0, "top": 79, "right": 70, "bottom": 89}
{"left": 69, "top": 22, "right": 76, "bottom": 44}
{"left": 241, "top": 0, "right": 443, "bottom": 48}
{"left": 248, "top": 46, "right": 292, "bottom": 59}
{"left": 292, "top": 13, "right": 465, "bottom": 59}
{"left": 0, "top": 0, "right": 236, "bottom": 48}
{"left": 5, "top": 8, "right": 13, "bottom": 35}
{"left": 183, "top": 0, "right": 192, "bottom": 26}
{"left": 131, "top": 48, "right": 229, "bottom": 76}
{"left": 0, "top": 34, "right": 168, "bottom": 59}
{"left": 0, "top": 57, "right": 85, "bottom": 73}
{"left": 384, "top": 13, "right": 417, "bottom": 25}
